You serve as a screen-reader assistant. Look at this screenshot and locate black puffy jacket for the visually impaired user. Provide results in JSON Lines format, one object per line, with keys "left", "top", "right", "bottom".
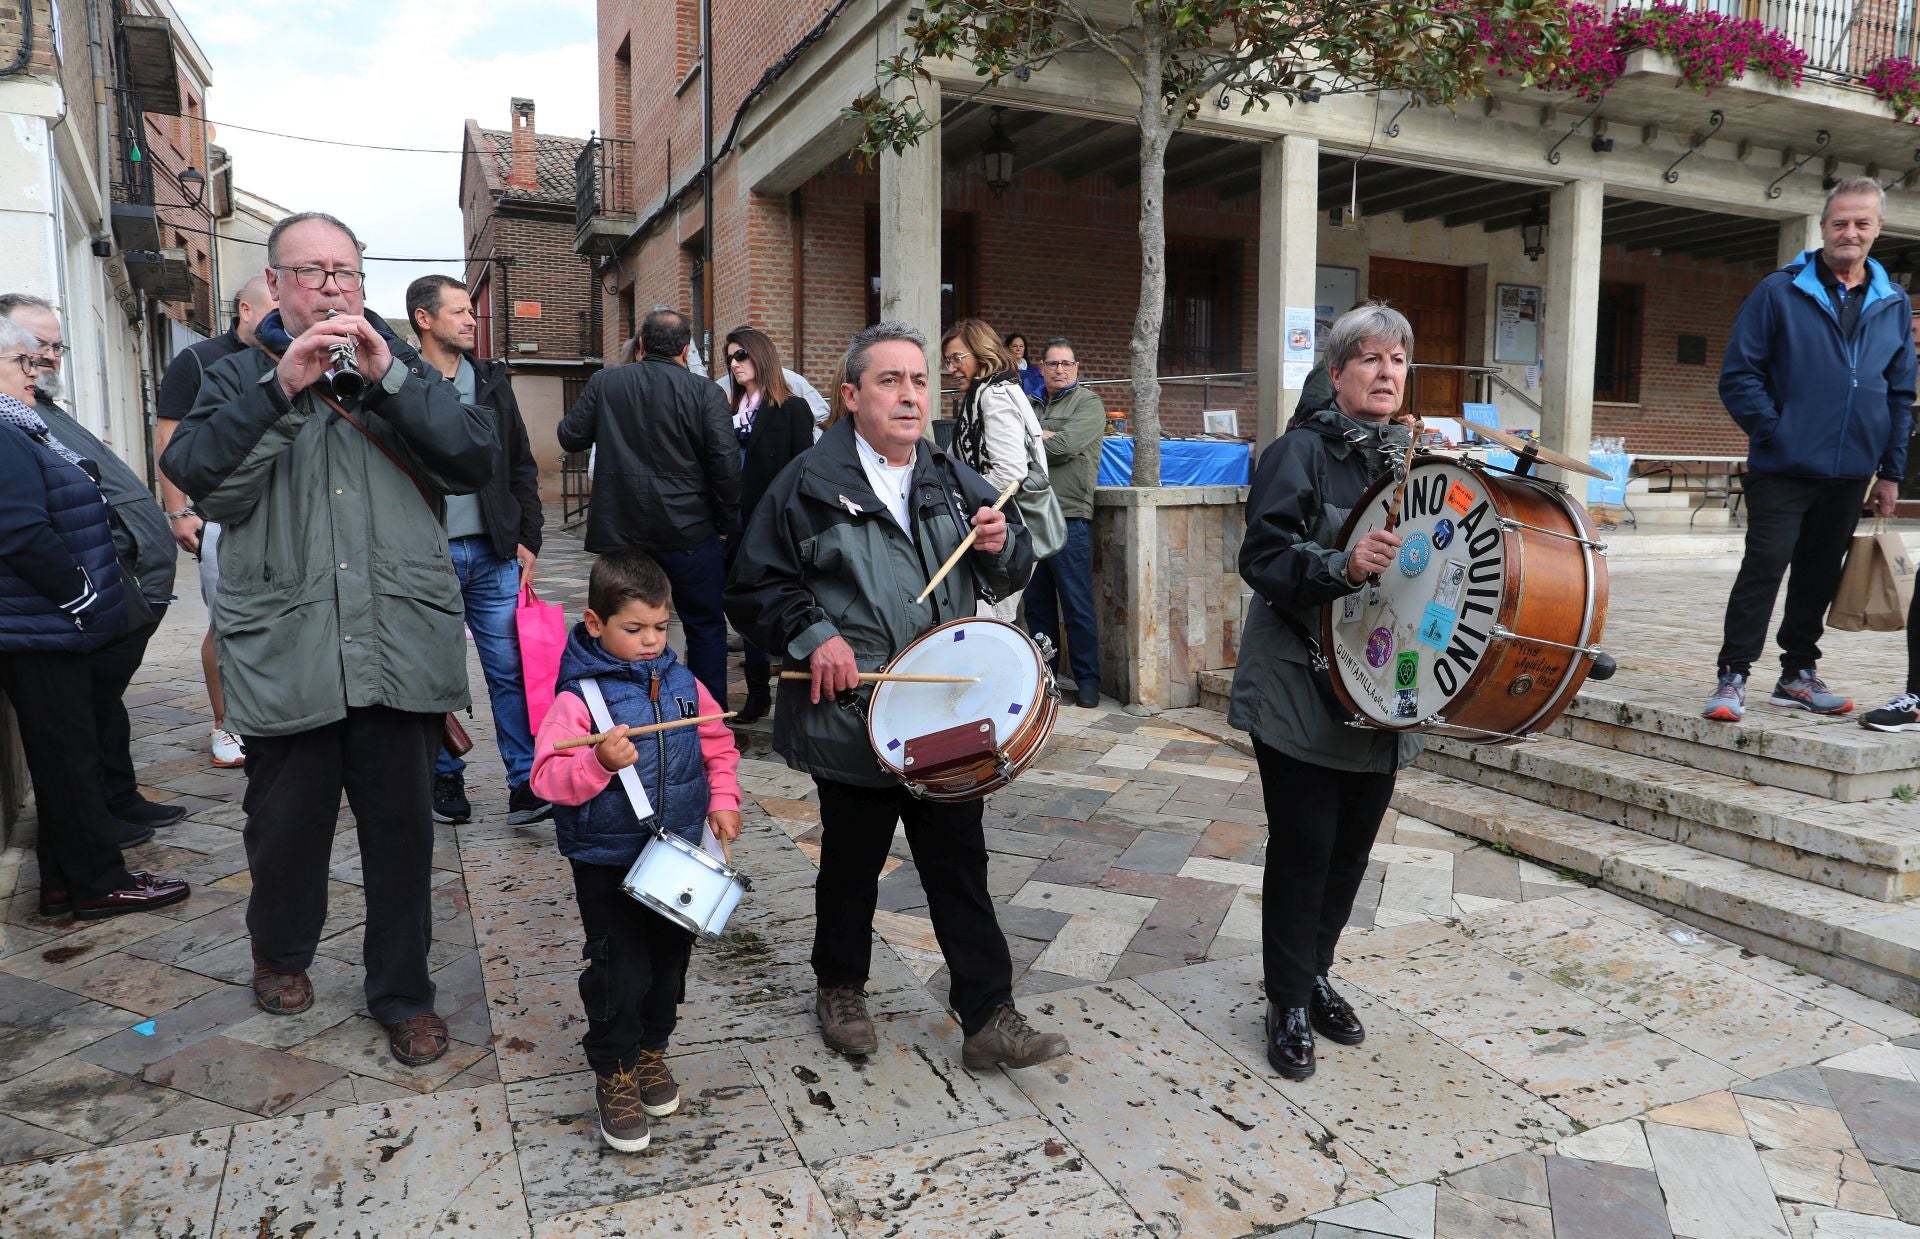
{"left": 557, "top": 354, "right": 740, "bottom": 552}
{"left": 0, "top": 420, "right": 126, "bottom": 652}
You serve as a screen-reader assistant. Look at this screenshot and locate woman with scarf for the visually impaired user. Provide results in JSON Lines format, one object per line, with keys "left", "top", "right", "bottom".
{"left": 941, "top": 318, "right": 1040, "bottom": 622}
{"left": 1229, "top": 303, "right": 1422, "bottom": 1082}
{"left": 0, "top": 314, "right": 190, "bottom": 920}
{"left": 724, "top": 326, "right": 816, "bottom": 723}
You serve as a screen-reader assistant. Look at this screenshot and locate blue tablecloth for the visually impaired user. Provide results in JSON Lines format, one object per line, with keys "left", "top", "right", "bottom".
{"left": 1098, "top": 437, "right": 1252, "bottom": 487}
{"left": 1483, "top": 448, "right": 1633, "bottom": 505}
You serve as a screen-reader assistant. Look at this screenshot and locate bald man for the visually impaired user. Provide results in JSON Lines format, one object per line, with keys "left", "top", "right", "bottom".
{"left": 155, "top": 273, "right": 277, "bottom": 769}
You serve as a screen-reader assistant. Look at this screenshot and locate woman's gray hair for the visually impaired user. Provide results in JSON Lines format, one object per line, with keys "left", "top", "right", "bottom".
{"left": 0, "top": 313, "right": 40, "bottom": 355}
{"left": 1325, "top": 302, "right": 1414, "bottom": 373}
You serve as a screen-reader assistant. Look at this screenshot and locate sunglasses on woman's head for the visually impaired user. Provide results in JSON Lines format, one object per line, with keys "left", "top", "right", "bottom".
{"left": 726, "top": 350, "right": 751, "bottom": 365}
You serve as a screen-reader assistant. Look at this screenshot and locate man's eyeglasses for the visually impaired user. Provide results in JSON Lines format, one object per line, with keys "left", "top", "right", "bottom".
{"left": 274, "top": 265, "right": 365, "bottom": 292}
{"left": 1041, "top": 359, "right": 1078, "bottom": 370}
{"left": 726, "top": 349, "right": 752, "bottom": 365}
{"left": 942, "top": 351, "right": 972, "bottom": 366}
{"left": 32, "top": 339, "right": 69, "bottom": 357}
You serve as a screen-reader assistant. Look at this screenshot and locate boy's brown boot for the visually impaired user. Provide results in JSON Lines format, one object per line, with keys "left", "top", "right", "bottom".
{"left": 595, "top": 1065, "right": 650, "bottom": 1153}
{"left": 633, "top": 1047, "right": 680, "bottom": 1117}
{"left": 961, "top": 1002, "right": 1070, "bottom": 1071}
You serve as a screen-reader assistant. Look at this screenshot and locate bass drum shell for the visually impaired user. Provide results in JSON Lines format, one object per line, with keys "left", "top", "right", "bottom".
{"left": 1321, "top": 454, "right": 1608, "bottom": 745}
{"left": 865, "top": 617, "right": 1059, "bottom": 802}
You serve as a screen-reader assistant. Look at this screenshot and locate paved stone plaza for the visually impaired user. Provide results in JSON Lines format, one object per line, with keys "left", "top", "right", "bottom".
{"left": 2, "top": 530, "right": 1919, "bottom": 1237}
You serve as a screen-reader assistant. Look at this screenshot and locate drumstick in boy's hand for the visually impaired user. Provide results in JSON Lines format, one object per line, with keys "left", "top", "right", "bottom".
{"left": 915, "top": 475, "right": 1023, "bottom": 603}
{"left": 554, "top": 712, "right": 737, "bottom": 750}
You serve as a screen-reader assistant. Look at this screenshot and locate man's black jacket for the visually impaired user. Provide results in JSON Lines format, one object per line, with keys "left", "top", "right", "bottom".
{"left": 470, "top": 357, "right": 544, "bottom": 559}
{"left": 556, "top": 353, "right": 739, "bottom": 552}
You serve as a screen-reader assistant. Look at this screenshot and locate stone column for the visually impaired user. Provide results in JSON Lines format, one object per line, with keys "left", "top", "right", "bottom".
{"left": 1255, "top": 133, "right": 1319, "bottom": 448}
{"left": 1251, "top": 137, "right": 1313, "bottom": 447}
{"left": 879, "top": 76, "right": 941, "bottom": 387}
{"left": 1541, "top": 178, "right": 1602, "bottom": 462}
{"left": 1777, "top": 214, "right": 1821, "bottom": 268}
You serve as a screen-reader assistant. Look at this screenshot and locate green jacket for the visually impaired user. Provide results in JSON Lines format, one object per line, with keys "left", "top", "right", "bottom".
{"left": 1035, "top": 383, "right": 1105, "bottom": 520}
{"left": 724, "top": 419, "right": 1032, "bottom": 786}
{"left": 159, "top": 338, "right": 495, "bottom": 737}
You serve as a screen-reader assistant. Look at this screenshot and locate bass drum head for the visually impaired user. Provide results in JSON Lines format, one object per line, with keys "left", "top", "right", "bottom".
{"left": 1329, "top": 457, "right": 1510, "bottom": 729}
{"left": 869, "top": 618, "right": 1044, "bottom": 775}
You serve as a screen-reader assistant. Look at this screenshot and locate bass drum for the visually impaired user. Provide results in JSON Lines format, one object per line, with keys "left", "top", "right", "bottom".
{"left": 1322, "top": 455, "right": 1609, "bottom": 745}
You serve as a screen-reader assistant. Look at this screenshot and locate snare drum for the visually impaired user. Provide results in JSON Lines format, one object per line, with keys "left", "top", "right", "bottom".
{"left": 620, "top": 830, "right": 750, "bottom": 940}
{"left": 866, "top": 617, "right": 1059, "bottom": 801}
{"left": 1322, "top": 454, "right": 1609, "bottom": 745}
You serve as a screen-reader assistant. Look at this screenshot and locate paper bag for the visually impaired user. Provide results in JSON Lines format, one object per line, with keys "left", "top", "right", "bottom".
{"left": 1829, "top": 525, "right": 1915, "bottom": 632}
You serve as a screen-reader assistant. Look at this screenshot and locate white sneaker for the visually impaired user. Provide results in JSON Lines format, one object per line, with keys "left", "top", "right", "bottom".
{"left": 211, "top": 727, "right": 247, "bottom": 768}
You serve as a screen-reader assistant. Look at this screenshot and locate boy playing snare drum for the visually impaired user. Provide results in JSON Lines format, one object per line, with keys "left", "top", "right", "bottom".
{"left": 531, "top": 550, "right": 743, "bottom": 1153}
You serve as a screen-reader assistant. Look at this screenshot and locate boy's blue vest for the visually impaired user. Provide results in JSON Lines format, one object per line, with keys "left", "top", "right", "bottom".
{"left": 552, "top": 622, "right": 710, "bottom": 867}
{"left": 0, "top": 422, "right": 127, "bottom": 653}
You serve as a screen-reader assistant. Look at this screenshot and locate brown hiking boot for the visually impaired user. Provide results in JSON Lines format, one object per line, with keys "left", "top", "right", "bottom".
{"left": 633, "top": 1047, "right": 679, "bottom": 1117}
{"left": 962, "top": 1003, "right": 1070, "bottom": 1071}
{"left": 815, "top": 984, "right": 878, "bottom": 1056}
{"left": 595, "top": 1065, "right": 650, "bottom": 1153}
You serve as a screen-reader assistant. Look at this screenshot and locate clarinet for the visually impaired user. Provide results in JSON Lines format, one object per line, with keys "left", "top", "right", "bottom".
{"left": 323, "top": 309, "right": 367, "bottom": 401}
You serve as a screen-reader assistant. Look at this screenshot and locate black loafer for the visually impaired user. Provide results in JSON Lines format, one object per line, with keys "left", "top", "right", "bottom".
{"left": 1075, "top": 685, "right": 1100, "bottom": 709}
{"left": 1310, "top": 975, "right": 1366, "bottom": 1046}
{"left": 1267, "top": 1003, "right": 1315, "bottom": 1080}
{"left": 112, "top": 800, "right": 187, "bottom": 828}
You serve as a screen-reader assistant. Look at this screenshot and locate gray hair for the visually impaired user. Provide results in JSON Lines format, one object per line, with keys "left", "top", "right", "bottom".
{"left": 0, "top": 314, "right": 40, "bottom": 354}
{"left": 845, "top": 319, "right": 928, "bottom": 390}
{"left": 266, "top": 211, "right": 364, "bottom": 266}
{"left": 1325, "top": 302, "right": 1414, "bottom": 373}
{"left": 1823, "top": 177, "right": 1885, "bottom": 222}
{"left": 0, "top": 293, "right": 55, "bottom": 319}
{"left": 1041, "top": 336, "right": 1075, "bottom": 358}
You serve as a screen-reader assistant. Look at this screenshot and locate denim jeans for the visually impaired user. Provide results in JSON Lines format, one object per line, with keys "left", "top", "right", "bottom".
{"left": 436, "top": 536, "right": 535, "bottom": 786}
{"left": 1024, "top": 518, "right": 1099, "bottom": 693}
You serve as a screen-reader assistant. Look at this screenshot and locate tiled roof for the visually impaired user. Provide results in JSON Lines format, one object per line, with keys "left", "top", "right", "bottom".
{"left": 475, "top": 127, "right": 588, "bottom": 204}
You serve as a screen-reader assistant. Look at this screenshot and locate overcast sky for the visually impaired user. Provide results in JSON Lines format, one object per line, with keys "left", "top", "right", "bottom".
{"left": 172, "top": 0, "right": 600, "bottom": 315}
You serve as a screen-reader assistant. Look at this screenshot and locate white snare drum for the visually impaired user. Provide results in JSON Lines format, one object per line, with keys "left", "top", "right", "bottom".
{"left": 620, "top": 830, "right": 750, "bottom": 940}
{"left": 866, "top": 617, "right": 1059, "bottom": 801}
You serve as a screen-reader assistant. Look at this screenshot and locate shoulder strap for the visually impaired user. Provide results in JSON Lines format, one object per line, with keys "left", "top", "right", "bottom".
{"left": 253, "top": 343, "right": 436, "bottom": 511}
{"left": 576, "top": 676, "right": 658, "bottom": 828}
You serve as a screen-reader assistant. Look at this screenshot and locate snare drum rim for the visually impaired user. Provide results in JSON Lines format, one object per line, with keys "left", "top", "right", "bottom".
{"left": 866, "top": 616, "right": 1050, "bottom": 775}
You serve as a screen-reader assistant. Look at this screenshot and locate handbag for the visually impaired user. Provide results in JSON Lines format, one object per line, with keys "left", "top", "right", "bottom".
{"left": 255, "top": 342, "right": 474, "bottom": 754}
{"left": 1010, "top": 396, "right": 1068, "bottom": 559}
{"left": 1829, "top": 519, "right": 1915, "bottom": 632}
{"left": 515, "top": 584, "right": 567, "bottom": 733}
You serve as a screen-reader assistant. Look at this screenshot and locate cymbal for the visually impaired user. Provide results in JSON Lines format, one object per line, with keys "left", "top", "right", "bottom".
{"left": 1460, "top": 420, "right": 1612, "bottom": 480}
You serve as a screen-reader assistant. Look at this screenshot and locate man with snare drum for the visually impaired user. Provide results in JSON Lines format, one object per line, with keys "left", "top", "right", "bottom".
{"left": 724, "top": 320, "right": 1070, "bottom": 1072}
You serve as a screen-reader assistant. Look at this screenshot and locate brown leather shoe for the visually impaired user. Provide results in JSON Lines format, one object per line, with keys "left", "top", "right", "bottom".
{"left": 72, "top": 873, "right": 189, "bottom": 921}
{"left": 595, "top": 1065, "right": 650, "bottom": 1153}
{"left": 961, "top": 1003, "right": 1070, "bottom": 1071}
{"left": 386, "top": 1013, "right": 450, "bottom": 1066}
{"left": 816, "top": 984, "right": 878, "bottom": 1056}
{"left": 632, "top": 1047, "right": 680, "bottom": 1117}
{"left": 250, "top": 952, "right": 314, "bottom": 1016}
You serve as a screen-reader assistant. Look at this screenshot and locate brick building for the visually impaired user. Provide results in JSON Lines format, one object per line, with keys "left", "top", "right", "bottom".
{"left": 460, "top": 98, "right": 600, "bottom": 499}
{"left": 577, "top": 0, "right": 1920, "bottom": 477}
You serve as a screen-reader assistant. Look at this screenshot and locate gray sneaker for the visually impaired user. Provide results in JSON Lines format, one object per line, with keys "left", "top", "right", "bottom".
{"left": 962, "top": 1003, "right": 1070, "bottom": 1071}
{"left": 1770, "top": 670, "right": 1853, "bottom": 715}
{"left": 1702, "top": 671, "right": 1746, "bottom": 722}
{"left": 816, "top": 984, "right": 878, "bottom": 1056}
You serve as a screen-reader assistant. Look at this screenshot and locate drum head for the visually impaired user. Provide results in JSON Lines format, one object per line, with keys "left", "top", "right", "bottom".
{"left": 1329, "top": 457, "right": 1509, "bottom": 728}
{"left": 869, "top": 619, "right": 1043, "bottom": 774}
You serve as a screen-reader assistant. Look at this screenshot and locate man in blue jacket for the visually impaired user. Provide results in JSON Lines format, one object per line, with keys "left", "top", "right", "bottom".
{"left": 1706, "top": 178, "right": 1913, "bottom": 722}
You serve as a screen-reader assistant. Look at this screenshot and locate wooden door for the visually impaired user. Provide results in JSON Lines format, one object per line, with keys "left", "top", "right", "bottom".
{"left": 1367, "top": 256, "right": 1467, "bottom": 420}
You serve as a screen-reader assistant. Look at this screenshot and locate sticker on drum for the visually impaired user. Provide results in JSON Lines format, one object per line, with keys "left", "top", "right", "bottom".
{"left": 1329, "top": 457, "right": 1510, "bottom": 729}
{"left": 1398, "top": 533, "right": 1432, "bottom": 577}
{"left": 1340, "top": 592, "right": 1363, "bottom": 625}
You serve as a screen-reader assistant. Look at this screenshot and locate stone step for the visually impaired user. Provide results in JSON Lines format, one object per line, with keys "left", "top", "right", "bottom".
{"left": 1622, "top": 489, "right": 1699, "bottom": 510}
{"left": 1197, "top": 668, "right": 1232, "bottom": 714}
{"left": 1416, "top": 733, "right": 1920, "bottom": 901}
{"left": 1391, "top": 768, "right": 1920, "bottom": 1013}
{"left": 1628, "top": 505, "right": 1733, "bottom": 527}
{"left": 1560, "top": 681, "right": 1920, "bottom": 803}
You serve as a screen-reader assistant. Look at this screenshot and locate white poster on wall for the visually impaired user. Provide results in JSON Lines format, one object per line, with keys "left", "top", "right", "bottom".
{"left": 1495, "top": 284, "right": 1541, "bottom": 364}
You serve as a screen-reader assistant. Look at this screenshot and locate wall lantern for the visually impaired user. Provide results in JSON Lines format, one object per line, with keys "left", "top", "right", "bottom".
{"left": 1521, "top": 203, "right": 1548, "bottom": 262}
{"left": 982, "top": 107, "right": 1016, "bottom": 196}
{"left": 178, "top": 165, "right": 207, "bottom": 208}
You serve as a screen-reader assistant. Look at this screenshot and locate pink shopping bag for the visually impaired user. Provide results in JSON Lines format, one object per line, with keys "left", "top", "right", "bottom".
{"left": 516, "top": 584, "right": 568, "bottom": 733}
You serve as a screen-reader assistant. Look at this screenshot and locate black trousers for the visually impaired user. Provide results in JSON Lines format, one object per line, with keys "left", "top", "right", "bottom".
{"left": 652, "top": 536, "right": 729, "bottom": 708}
{"left": 241, "top": 707, "right": 441, "bottom": 1024}
{"left": 0, "top": 650, "right": 132, "bottom": 900}
{"left": 88, "top": 608, "right": 163, "bottom": 816}
{"left": 570, "top": 859, "right": 694, "bottom": 1074}
{"left": 812, "top": 777, "right": 1013, "bottom": 1036}
{"left": 1253, "top": 742, "right": 1396, "bottom": 1008}
{"left": 1716, "top": 474, "right": 1866, "bottom": 678}
{"left": 1907, "top": 583, "right": 1920, "bottom": 697}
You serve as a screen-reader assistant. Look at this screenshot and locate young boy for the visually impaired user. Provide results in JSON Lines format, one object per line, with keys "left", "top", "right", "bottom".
{"left": 531, "top": 550, "right": 742, "bottom": 1153}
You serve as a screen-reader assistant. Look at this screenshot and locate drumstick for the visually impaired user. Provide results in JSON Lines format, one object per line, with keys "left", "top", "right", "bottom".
{"left": 1382, "top": 424, "right": 1421, "bottom": 533}
{"left": 552, "top": 712, "right": 737, "bottom": 750}
{"left": 914, "top": 476, "right": 1023, "bottom": 604}
{"left": 777, "top": 671, "right": 980, "bottom": 684}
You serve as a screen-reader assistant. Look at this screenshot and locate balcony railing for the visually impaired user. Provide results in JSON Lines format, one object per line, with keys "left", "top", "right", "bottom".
{"left": 575, "top": 137, "right": 636, "bottom": 235}
{"left": 1632, "top": 0, "right": 1920, "bottom": 83}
